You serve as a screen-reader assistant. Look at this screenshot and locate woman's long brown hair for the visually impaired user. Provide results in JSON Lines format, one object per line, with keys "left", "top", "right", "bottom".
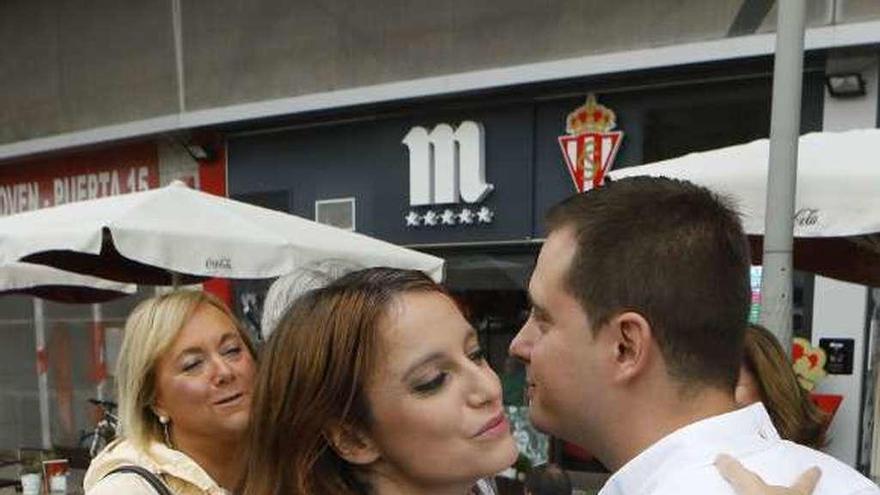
{"left": 744, "top": 324, "right": 829, "bottom": 449}
{"left": 241, "top": 268, "right": 443, "bottom": 495}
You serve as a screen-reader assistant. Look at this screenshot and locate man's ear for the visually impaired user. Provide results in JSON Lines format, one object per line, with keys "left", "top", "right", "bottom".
{"left": 326, "top": 425, "right": 381, "bottom": 466}
{"left": 608, "top": 311, "right": 654, "bottom": 383}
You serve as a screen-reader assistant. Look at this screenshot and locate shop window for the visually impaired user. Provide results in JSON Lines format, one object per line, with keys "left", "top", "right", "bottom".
{"left": 315, "top": 197, "right": 356, "bottom": 232}
{"left": 642, "top": 99, "right": 770, "bottom": 164}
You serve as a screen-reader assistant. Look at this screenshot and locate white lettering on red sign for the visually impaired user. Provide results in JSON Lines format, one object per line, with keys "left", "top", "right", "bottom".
{"left": 0, "top": 182, "right": 40, "bottom": 216}
{"left": 0, "top": 165, "right": 155, "bottom": 217}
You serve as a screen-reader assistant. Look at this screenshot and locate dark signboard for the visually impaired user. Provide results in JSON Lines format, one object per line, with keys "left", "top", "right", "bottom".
{"left": 819, "top": 338, "right": 855, "bottom": 375}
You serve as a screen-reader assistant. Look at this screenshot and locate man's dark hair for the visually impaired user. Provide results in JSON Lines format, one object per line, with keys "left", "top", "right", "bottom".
{"left": 525, "top": 463, "right": 572, "bottom": 495}
{"left": 545, "top": 176, "right": 750, "bottom": 390}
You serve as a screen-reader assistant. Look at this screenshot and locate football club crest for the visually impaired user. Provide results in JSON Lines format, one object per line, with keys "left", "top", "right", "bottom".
{"left": 558, "top": 94, "right": 624, "bottom": 192}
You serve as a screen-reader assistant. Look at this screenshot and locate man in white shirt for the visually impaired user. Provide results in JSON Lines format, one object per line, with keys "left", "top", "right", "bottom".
{"left": 509, "top": 176, "right": 878, "bottom": 494}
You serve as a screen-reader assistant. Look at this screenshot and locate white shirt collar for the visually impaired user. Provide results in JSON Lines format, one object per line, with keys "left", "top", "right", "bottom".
{"left": 600, "top": 403, "right": 779, "bottom": 495}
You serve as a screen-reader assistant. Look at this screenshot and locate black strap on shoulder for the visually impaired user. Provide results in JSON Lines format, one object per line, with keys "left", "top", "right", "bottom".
{"left": 104, "top": 465, "right": 173, "bottom": 495}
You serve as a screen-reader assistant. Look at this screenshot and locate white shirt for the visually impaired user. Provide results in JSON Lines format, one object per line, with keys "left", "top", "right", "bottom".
{"left": 599, "top": 403, "right": 879, "bottom": 495}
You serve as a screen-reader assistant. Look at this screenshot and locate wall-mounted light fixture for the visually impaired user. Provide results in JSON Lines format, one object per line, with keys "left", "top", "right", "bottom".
{"left": 183, "top": 142, "right": 217, "bottom": 162}
{"left": 825, "top": 73, "right": 867, "bottom": 98}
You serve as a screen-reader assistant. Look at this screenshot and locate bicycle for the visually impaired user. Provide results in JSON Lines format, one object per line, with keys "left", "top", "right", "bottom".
{"left": 78, "top": 398, "right": 119, "bottom": 458}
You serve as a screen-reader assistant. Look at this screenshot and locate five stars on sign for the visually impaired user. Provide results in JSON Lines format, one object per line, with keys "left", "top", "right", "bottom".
{"left": 405, "top": 207, "right": 494, "bottom": 227}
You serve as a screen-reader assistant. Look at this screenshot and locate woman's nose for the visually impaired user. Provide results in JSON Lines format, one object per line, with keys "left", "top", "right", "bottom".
{"left": 466, "top": 364, "right": 502, "bottom": 408}
{"left": 211, "top": 355, "right": 235, "bottom": 385}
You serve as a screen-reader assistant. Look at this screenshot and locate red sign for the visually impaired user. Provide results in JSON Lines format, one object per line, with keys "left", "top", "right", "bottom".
{"left": 558, "top": 94, "right": 624, "bottom": 192}
{"left": 811, "top": 393, "right": 843, "bottom": 424}
{"left": 0, "top": 142, "right": 159, "bottom": 216}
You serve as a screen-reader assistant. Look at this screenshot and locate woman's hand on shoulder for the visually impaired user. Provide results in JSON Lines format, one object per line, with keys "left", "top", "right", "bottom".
{"left": 715, "top": 454, "right": 821, "bottom": 495}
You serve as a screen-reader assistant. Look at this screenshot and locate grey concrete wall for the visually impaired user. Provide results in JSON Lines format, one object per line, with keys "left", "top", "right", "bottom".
{"left": 4, "top": 0, "right": 871, "bottom": 149}
{"left": 0, "top": 0, "right": 179, "bottom": 144}
{"left": 181, "top": 0, "right": 751, "bottom": 109}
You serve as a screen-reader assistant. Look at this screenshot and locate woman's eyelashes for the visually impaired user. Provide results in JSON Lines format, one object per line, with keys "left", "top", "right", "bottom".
{"left": 411, "top": 347, "right": 486, "bottom": 394}
{"left": 467, "top": 347, "right": 486, "bottom": 363}
{"left": 223, "top": 345, "right": 243, "bottom": 358}
{"left": 181, "top": 357, "right": 203, "bottom": 373}
{"left": 413, "top": 372, "right": 448, "bottom": 394}
{"left": 179, "top": 344, "right": 243, "bottom": 373}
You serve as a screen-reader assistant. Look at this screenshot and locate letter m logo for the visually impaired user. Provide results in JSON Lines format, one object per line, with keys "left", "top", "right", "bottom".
{"left": 402, "top": 121, "right": 494, "bottom": 206}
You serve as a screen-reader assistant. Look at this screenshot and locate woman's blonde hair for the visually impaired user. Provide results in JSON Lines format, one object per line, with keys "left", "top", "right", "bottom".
{"left": 115, "top": 290, "right": 254, "bottom": 451}
{"left": 743, "top": 324, "right": 828, "bottom": 449}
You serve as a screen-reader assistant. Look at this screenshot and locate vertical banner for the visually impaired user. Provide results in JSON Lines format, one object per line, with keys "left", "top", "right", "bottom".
{"left": 198, "top": 135, "right": 234, "bottom": 308}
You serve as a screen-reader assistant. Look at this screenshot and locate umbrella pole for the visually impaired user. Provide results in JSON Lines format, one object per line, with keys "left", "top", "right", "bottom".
{"left": 171, "top": 272, "right": 181, "bottom": 289}
{"left": 759, "top": 0, "right": 806, "bottom": 348}
{"left": 33, "top": 299, "right": 52, "bottom": 450}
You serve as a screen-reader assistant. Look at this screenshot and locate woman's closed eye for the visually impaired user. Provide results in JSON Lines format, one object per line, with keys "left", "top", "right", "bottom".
{"left": 181, "top": 358, "right": 203, "bottom": 373}
{"left": 467, "top": 347, "right": 486, "bottom": 363}
{"left": 413, "top": 372, "right": 448, "bottom": 394}
{"left": 222, "top": 345, "right": 243, "bottom": 358}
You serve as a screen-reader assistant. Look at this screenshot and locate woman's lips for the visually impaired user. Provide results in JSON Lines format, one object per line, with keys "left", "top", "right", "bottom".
{"left": 214, "top": 392, "right": 244, "bottom": 407}
{"left": 473, "top": 412, "right": 509, "bottom": 439}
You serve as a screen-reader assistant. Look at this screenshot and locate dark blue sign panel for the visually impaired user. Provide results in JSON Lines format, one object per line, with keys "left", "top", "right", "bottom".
{"left": 229, "top": 103, "right": 535, "bottom": 245}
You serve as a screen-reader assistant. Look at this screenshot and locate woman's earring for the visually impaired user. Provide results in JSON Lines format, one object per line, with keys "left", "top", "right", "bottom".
{"left": 159, "top": 415, "right": 172, "bottom": 447}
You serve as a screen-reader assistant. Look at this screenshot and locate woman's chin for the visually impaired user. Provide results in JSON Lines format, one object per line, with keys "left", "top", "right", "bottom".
{"left": 483, "top": 433, "right": 520, "bottom": 475}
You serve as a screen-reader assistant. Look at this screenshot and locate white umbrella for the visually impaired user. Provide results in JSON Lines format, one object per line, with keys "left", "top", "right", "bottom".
{"left": 0, "top": 261, "right": 136, "bottom": 303}
{"left": 608, "top": 128, "right": 880, "bottom": 286}
{"left": 0, "top": 181, "right": 444, "bottom": 284}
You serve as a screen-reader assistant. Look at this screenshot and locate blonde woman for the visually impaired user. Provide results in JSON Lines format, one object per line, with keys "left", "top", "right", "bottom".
{"left": 84, "top": 290, "right": 257, "bottom": 495}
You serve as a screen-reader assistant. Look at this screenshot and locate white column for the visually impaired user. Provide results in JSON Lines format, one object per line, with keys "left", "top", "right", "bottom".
{"left": 812, "top": 277, "right": 869, "bottom": 467}
{"left": 33, "top": 299, "right": 51, "bottom": 450}
{"left": 818, "top": 51, "right": 878, "bottom": 468}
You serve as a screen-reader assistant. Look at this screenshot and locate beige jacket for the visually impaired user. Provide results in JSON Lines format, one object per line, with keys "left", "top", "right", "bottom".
{"left": 83, "top": 438, "right": 230, "bottom": 495}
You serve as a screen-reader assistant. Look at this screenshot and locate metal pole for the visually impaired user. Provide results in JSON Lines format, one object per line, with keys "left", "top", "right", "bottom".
{"left": 92, "top": 303, "right": 106, "bottom": 401}
{"left": 759, "top": 0, "right": 807, "bottom": 348}
{"left": 34, "top": 299, "right": 52, "bottom": 450}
